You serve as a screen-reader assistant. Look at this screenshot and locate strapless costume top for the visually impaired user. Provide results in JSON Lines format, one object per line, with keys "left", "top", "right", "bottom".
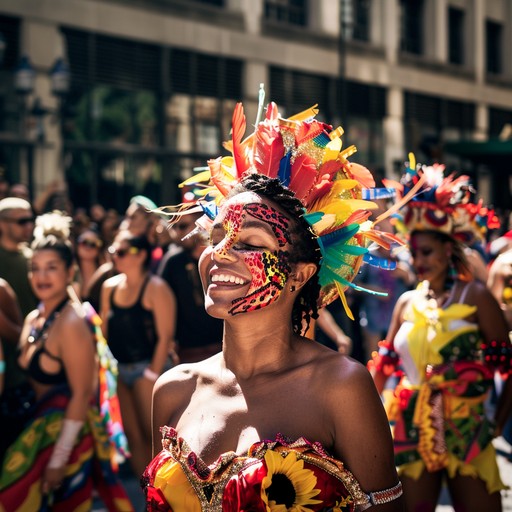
{"left": 142, "top": 427, "right": 391, "bottom": 511}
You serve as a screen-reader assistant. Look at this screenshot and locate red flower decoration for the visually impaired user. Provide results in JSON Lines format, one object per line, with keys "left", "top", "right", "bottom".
{"left": 146, "top": 486, "right": 173, "bottom": 512}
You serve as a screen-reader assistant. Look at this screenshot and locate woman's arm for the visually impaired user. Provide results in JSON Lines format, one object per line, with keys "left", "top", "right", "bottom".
{"left": 472, "top": 282, "right": 512, "bottom": 434}
{"left": 315, "top": 308, "right": 352, "bottom": 354}
{"left": 330, "top": 361, "right": 404, "bottom": 511}
{"left": 0, "top": 279, "right": 23, "bottom": 344}
{"left": 369, "top": 292, "right": 409, "bottom": 394}
{"left": 146, "top": 276, "right": 178, "bottom": 379}
{"left": 43, "top": 307, "right": 97, "bottom": 493}
{"left": 99, "top": 278, "right": 113, "bottom": 339}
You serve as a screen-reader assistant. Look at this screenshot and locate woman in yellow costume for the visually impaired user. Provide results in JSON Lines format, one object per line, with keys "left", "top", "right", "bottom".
{"left": 369, "top": 156, "right": 512, "bottom": 512}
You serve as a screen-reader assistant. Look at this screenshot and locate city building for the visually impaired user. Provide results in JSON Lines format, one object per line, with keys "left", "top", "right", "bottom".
{"left": 0, "top": 0, "right": 511, "bottom": 213}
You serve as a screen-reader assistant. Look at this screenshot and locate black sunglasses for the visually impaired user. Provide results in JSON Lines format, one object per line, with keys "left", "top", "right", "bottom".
{"left": 108, "top": 245, "right": 140, "bottom": 258}
{"left": 6, "top": 217, "right": 35, "bottom": 226}
{"left": 78, "top": 238, "right": 102, "bottom": 249}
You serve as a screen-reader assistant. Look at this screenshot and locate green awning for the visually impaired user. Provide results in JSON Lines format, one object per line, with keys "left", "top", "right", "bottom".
{"left": 444, "top": 139, "right": 512, "bottom": 161}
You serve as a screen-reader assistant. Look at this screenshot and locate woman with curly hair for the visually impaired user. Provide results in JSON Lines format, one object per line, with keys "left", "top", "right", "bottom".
{"left": 142, "top": 101, "right": 404, "bottom": 511}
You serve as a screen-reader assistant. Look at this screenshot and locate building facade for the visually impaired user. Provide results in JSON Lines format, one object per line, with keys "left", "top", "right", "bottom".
{"left": 0, "top": 0, "right": 511, "bottom": 212}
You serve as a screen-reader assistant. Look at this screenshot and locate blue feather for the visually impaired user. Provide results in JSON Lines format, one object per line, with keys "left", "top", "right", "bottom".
{"left": 278, "top": 152, "right": 292, "bottom": 187}
{"left": 363, "top": 252, "right": 397, "bottom": 270}
{"left": 320, "top": 224, "right": 360, "bottom": 248}
{"left": 201, "top": 202, "right": 218, "bottom": 220}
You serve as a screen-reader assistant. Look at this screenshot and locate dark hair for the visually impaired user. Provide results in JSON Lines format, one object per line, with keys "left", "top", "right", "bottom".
{"left": 412, "top": 230, "right": 472, "bottom": 281}
{"left": 229, "top": 172, "right": 321, "bottom": 335}
{"left": 31, "top": 235, "right": 74, "bottom": 269}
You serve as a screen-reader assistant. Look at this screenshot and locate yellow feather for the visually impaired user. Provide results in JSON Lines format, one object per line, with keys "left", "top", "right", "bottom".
{"left": 335, "top": 281, "right": 354, "bottom": 320}
{"left": 179, "top": 170, "right": 212, "bottom": 188}
{"left": 311, "top": 213, "right": 336, "bottom": 234}
{"left": 409, "top": 152, "right": 416, "bottom": 170}
{"left": 329, "top": 126, "right": 344, "bottom": 140}
{"left": 339, "top": 145, "right": 357, "bottom": 161}
{"left": 323, "top": 138, "right": 342, "bottom": 163}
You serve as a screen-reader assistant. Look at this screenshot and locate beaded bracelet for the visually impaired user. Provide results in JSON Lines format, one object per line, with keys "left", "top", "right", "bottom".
{"left": 481, "top": 340, "right": 512, "bottom": 376}
{"left": 367, "top": 481, "right": 403, "bottom": 506}
{"left": 367, "top": 340, "right": 399, "bottom": 376}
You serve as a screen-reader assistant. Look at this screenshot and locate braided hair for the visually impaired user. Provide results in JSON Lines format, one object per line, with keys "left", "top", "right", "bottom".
{"left": 229, "top": 173, "right": 321, "bottom": 336}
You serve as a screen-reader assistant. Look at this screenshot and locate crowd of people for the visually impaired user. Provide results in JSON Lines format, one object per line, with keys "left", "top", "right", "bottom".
{"left": 0, "top": 98, "right": 510, "bottom": 512}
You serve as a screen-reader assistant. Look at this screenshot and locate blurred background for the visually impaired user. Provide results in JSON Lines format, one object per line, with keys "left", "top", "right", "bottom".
{"left": 0, "top": 0, "right": 511, "bottom": 215}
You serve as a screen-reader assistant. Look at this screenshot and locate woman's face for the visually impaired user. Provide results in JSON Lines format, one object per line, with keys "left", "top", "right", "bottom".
{"left": 108, "top": 234, "right": 142, "bottom": 271}
{"left": 199, "top": 191, "right": 295, "bottom": 318}
{"left": 29, "top": 249, "right": 73, "bottom": 301}
{"left": 76, "top": 231, "right": 102, "bottom": 260}
{"left": 410, "top": 232, "right": 451, "bottom": 283}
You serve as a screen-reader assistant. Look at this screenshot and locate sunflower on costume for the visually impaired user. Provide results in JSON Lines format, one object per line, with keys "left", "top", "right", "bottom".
{"left": 261, "top": 451, "right": 321, "bottom": 511}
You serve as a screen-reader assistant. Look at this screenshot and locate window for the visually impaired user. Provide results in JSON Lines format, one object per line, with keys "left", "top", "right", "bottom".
{"left": 265, "top": 0, "right": 308, "bottom": 26}
{"left": 352, "top": 0, "right": 371, "bottom": 42}
{"left": 61, "top": 28, "right": 244, "bottom": 210}
{"left": 486, "top": 20, "right": 503, "bottom": 74}
{"left": 404, "top": 92, "right": 475, "bottom": 163}
{"left": 0, "top": 14, "right": 20, "bottom": 70}
{"left": 448, "top": 7, "right": 464, "bottom": 65}
{"left": 400, "top": 0, "right": 423, "bottom": 55}
{"left": 489, "top": 108, "right": 512, "bottom": 137}
{"left": 270, "top": 67, "right": 386, "bottom": 166}
{"left": 192, "top": 0, "right": 224, "bottom": 5}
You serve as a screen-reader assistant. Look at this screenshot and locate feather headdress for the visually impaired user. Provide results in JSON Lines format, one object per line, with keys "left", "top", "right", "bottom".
{"left": 177, "top": 99, "right": 415, "bottom": 318}
{"left": 385, "top": 154, "right": 499, "bottom": 245}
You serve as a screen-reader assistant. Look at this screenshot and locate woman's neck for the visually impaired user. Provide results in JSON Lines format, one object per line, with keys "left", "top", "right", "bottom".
{"left": 222, "top": 316, "right": 297, "bottom": 379}
{"left": 123, "top": 268, "right": 148, "bottom": 286}
{"left": 39, "top": 293, "right": 69, "bottom": 318}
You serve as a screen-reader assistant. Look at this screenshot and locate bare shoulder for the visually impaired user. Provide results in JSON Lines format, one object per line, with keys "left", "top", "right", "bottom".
{"left": 153, "top": 357, "right": 219, "bottom": 427}
{"left": 317, "top": 352, "right": 376, "bottom": 398}
{"left": 58, "top": 303, "right": 93, "bottom": 342}
{"left": 463, "top": 279, "right": 495, "bottom": 304}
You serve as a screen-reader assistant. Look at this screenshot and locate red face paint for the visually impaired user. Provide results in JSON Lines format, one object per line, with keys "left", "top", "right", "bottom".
{"left": 212, "top": 201, "right": 293, "bottom": 315}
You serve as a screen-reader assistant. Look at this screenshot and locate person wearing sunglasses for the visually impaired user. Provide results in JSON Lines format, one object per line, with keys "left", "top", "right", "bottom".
{"left": 100, "top": 229, "right": 178, "bottom": 477}
{"left": 75, "top": 227, "right": 105, "bottom": 301}
{"left": 0, "top": 197, "right": 37, "bottom": 317}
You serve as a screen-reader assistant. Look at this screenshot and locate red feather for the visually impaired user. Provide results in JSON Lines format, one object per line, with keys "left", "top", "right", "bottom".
{"left": 254, "top": 120, "right": 284, "bottom": 179}
{"left": 289, "top": 154, "right": 317, "bottom": 201}
{"left": 319, "top": 160, "right": 343, "bottom": 179}
{"left": 231, "top": 103, "right": 250, "bottom": 177}
{"left": 208, "top": 157, "right": 233, "bottom": 197}
{"left": 349, "top": 162, "right": 375, "bottom": 188}
{"left": 305, "top": 180, "right": 333, "bottom": 206}
{"left": 265, "top": 102, "right": 279, "bottom": 121}
{"left": 340, "top": 210, "right": 373, "bottom": 228}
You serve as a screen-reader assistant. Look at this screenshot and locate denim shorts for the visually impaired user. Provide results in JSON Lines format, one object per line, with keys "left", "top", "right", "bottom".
{"left": 117, "top": 360, "right": 151, "bottom": 388}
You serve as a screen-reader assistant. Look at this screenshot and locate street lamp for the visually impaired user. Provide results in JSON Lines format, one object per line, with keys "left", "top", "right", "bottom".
{"left": 339, "top": 0, "right": 354, "bottom": 129}
{"left": 14, "top": 55, "right": 35, "bottom": 95}
{"left": 50, "top": 57, "right": 70, "bottom": 97}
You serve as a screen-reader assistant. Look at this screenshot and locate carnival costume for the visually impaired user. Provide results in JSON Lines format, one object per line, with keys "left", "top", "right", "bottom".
{"left": 369, "top": 156, "right": 511, "bottom": 493}
{"left": 143, "top": 92, "right": 409, "bottom": 510}
{"left": 0, "top": 301, "right": 132, "bottom": 512}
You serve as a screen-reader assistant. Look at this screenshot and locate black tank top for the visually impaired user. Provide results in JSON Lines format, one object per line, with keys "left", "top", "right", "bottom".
{"left": 26, "top": 298, "right": 69, "bottom": 386}
{"left": 107, "top": 276, "right": 158, "bottom": 364}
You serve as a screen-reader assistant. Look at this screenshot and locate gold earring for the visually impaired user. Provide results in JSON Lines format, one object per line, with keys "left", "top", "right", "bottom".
{"left": 290, "top": 285, "right": 296, "bottom": 292}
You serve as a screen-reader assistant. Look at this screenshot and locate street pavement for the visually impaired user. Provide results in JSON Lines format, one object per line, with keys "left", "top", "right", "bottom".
{"left": 93, "top": 436, "right": 512, "bottom": 511}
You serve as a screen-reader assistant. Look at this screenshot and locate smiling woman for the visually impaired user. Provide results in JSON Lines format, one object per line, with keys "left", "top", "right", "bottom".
{"left": 0, "top": 212, "right": 132, "bottom": 511}
{"left": 141, "top": 101, "right": 405, "bottom": 511}
{"left": 369, "top": 157, "right": 512, "bottom": 512}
